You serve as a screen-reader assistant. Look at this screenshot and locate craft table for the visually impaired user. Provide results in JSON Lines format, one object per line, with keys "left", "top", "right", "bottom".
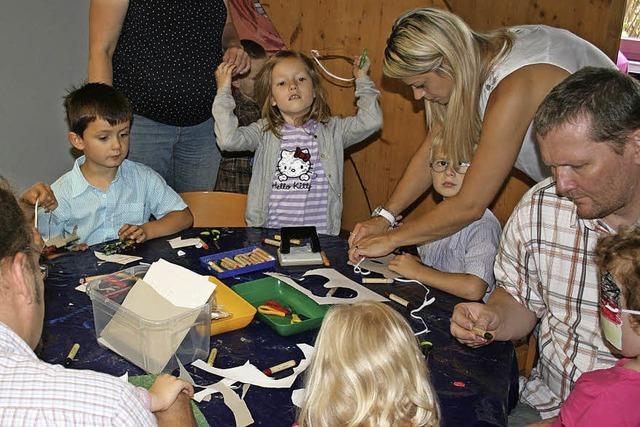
{"left": 41, "top": 227, "right": 518, "bottom": 426}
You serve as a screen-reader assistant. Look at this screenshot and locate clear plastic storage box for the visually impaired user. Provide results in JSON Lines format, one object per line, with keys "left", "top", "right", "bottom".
{"left": 87, "top": 265, "right": 211, "bottom": 374}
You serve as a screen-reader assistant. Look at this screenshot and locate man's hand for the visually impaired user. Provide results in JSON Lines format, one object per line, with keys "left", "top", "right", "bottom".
{"left": 118, "top": 224, "right": 146, "bottom": 243}
{"left": 148, "top": 374, "right": 194, "bottom": 412}
{"left": 388, "top": 253, "right": 422, "bottom": 280}
{"left": 20, "top": 182, "right": 58, "bottom": 212}
{"left": 215, "top": 62, "right": 236, "bottom": 89}
{"left": 222, "top": 46, "right": 250, "bottom": 76}
{"left": 450, "top": 302, "right": 501, "bottom": 348}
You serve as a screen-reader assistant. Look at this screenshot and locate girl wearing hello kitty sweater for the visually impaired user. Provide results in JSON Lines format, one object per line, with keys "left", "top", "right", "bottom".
{"left": 212, "top": 50, "right": 382, "bottom": 235}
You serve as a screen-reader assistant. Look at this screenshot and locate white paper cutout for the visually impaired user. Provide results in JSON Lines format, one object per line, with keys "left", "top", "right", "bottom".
{"left": 192, "top": 378, "right": 237, "bottom": 403}
{"left": 94, "top": 251, "right": 143, "bottom": 265}
{"left": 241, "top": 383, "right": 250, "bottom": 400}
{"left": 191, "top": 343, "right": 314, "bottom": 389}
{"left": 291, "top": 388, "right": 305, "bottom": 408}
{"left": 265, "top": 269, "right": 388, "bottom": 305}
{"left": 168, "top": 236, "right": 202, "bottom": 249}
{"left": 211, "top": 382, "right": 254, "bottom": 427}
{"left": 348, "top": 254, "right": 400, "bottom": 279}
{"left": 143, "top": 259, "right": 215, "bottom": 309}
{"left": 177, "top": 357, "right": 196, "bottom": 386}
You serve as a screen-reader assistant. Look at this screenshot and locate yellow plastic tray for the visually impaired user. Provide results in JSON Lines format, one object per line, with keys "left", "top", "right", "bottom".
{"left": 208, "top": 277, "right": 256, "bottom": 336}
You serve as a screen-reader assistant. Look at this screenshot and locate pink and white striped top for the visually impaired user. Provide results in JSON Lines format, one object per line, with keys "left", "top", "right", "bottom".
{"left": 0, "top": 321, "right": 156, "bottom": 426}
{"left": 267, "top": 120, "right": 329, "bottom": 234}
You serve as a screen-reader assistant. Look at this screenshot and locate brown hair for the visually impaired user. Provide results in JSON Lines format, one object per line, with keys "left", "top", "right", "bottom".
{"left": 254, "top": 50, "right": 331, "bottom": 138}
{"left": 64, "top": 83, "right": 132, "bottom": 137}
{"left": 595, "top": 226, "right": 640, "bottom": 328}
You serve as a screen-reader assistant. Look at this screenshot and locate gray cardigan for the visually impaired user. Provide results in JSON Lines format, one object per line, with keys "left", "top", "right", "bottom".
{"left": 212, "top": 76, "right": 382, "bottom": 235}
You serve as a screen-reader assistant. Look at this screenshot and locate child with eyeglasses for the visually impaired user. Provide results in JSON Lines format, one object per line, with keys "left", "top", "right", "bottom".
{"left": 388, "top": 144, "right": 501, "bottom": 301}
{"left": 530, "top": 227, "right": 640, "bottom": 427}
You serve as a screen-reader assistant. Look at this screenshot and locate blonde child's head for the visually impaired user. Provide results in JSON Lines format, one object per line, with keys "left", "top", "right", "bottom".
{"left": 429, "top": 142, "right": 471, "bottom": 199}
{"left": 298, "top": 301, "right": 440, "bottom": 427}
{"left": 254, "top": 50, "right": 331, "bottom": 137}
{"left": 595, "top": 227, "right": 640, "bottom": 355}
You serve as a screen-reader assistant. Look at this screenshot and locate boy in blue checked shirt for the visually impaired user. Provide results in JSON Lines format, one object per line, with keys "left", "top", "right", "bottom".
{"left": 388, "top": 144, "right": 501, "bottom": 301}
{"left": 26, "top": 83, "right": 192, "bottom": 246}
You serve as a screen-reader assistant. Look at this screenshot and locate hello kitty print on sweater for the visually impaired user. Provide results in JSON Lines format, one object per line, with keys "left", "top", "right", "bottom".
{"left": 267, "top": 120, "right": 329, "bottom": 233}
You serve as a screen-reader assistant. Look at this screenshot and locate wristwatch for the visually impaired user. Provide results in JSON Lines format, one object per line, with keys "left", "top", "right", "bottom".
{"left": 371, "top": 205, "right": 398, "bottom": 227}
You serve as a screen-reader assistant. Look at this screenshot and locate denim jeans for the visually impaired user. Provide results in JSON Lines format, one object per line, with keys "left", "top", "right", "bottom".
{"left": 127, "top": 114, "right": 221, "bottom": 192}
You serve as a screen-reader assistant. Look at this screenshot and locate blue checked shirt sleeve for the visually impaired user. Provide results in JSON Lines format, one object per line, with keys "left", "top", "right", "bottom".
{"left": 138, "top": 166, "right": 187, "bottom": 219}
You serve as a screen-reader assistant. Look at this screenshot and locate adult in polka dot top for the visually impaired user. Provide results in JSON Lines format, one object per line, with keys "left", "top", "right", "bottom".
{"left": 88, "top": 0, "right": 250, "bottom": 192}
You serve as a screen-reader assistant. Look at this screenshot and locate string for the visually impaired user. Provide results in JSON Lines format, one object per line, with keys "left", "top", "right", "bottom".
{"left": 310, "top": 50, "right": 355, "bottom": 83}
{"left": 352, "top": 257, "right": 371, "bottom": 275}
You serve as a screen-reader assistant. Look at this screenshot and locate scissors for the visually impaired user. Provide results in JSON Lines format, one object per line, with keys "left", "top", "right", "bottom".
{"left": 258, "top": 305, "right": 287, "bottom": 317}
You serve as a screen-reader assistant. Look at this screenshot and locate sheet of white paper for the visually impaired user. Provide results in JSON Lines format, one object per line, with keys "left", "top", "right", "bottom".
{"left": 266, "top": 270, "right": 388, "bottom": 305}
{"left": 192, "top": 378, "right": 237, "bottom": 403}
{"left": 75, "top": 284, "right": 87, "bottom": 293}
{"left": 192, "top": 343, "right": 314, "bottom": 389}
{"left": 291, "top": 388, "right": 305, "bottom": 408}
{"left": 168, "top": 236, "right": 202, "bottom": 249}
{"left": 143, "top": 258, "right": 215, "bottom": 309}
{"left": 211, "top": 382, "right": 254, "bottom": 427}
{"left": 94, "top": 251, "right": 143, "bottom": 265}
{"left": 177, "top": 357, "right": 196, "bottom": 386}
{"left": 241, "top": 383, "right": 250, "bottom": 400}
{"left": 348, "top": 254, "right": 400, "bottom": 279}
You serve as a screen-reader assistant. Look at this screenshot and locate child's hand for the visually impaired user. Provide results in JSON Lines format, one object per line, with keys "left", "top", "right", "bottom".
{"left": 388, "top": 253, "right": 423, "bottom": 280}
{"left": 353, "top": 54, "right": 370, "bottom": 79}
{"left": 148, "top": 374, "right": 194, "bottom": 412}
{"left": 118, "top": 224, "right": 146, "bottom": 243}
{"left": 215, "top": 62, "right": 237, "bottom": 89}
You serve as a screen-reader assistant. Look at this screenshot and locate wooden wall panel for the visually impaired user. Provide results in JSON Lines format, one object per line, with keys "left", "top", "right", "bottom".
{"left": 262, "top": 0, "right": 626, "bottom": 230}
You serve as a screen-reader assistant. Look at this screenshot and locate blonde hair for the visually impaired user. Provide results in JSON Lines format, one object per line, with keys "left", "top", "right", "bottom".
{"left": 383, "top": 7, "right": 513, "bottom": 166}
{"left": 297, "top": 302, "right": 440, "bottom": 427}
{"left": 254, "top": 50, "right": 331, "bottom": 138}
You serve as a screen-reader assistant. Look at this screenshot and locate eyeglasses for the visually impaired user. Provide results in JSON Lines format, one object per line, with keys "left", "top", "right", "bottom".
{"left": 429, "top": 159, "right": 471, "bottom": 174}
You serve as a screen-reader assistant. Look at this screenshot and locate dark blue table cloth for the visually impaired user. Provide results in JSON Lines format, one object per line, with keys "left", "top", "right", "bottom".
{"left": 41, "top": 228, "right": 517, "bottom": 426}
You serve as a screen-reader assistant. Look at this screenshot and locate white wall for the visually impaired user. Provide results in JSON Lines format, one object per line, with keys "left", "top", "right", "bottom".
{"left": 0, "top": 1, "right": 89, "bottom": 191}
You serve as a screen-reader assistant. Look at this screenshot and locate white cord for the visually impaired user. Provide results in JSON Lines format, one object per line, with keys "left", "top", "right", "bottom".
{"left": 310, "top": 50, "right": 355, "bottom": 83}
{"left": 353, "top": 257, "right": 371, "bottom": 275}
{"left": 394, "top": 278, "right": 435, "bottom": 336}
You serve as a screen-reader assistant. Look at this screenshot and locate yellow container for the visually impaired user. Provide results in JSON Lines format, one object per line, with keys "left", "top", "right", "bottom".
{"left": 209, "top": 277, "right": 256, "bottom": 335}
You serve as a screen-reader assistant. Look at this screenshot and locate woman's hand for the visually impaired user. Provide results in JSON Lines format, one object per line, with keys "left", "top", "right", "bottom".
{"left": 348, "top": 231, "right": 397, "bottom": 263}
{"left": 215, "top": 62, "right": 236, "bottom": 89}
{"left": 348, "top": 216, "right": 390, "bottom": 248}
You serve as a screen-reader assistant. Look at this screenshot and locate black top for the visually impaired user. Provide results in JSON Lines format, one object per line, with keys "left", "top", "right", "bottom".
{"left": 112, "top": 0, "right": 227, "bottom": 127}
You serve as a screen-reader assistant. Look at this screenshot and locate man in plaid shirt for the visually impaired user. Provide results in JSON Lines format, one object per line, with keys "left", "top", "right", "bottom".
{"left": 0, "top": 182, "right": 196, "bottom": 426}
{"left": 451, "top": 67, "right": 640, "bottom": 422}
